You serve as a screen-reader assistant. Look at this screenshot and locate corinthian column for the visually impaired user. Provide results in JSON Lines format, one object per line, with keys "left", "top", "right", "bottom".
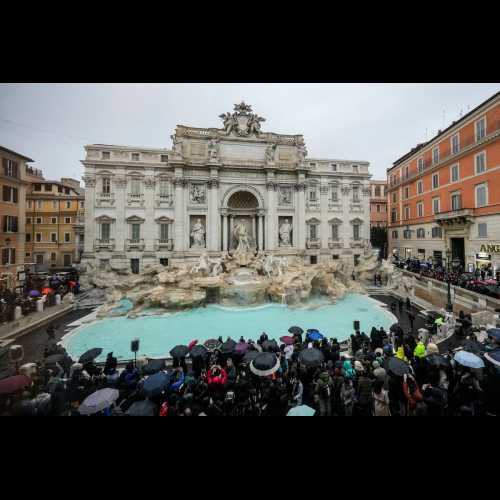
{"left": 173, "top": 178, "right": 185, "bottom": 251}
{"left": 266, "top": 181, "right": 277, "bottom": 251}
{"left": 296, "top": 182, "right": 306, "bottom": 249}
{"left": 222, "top": 213, "right": 228, "bottom": 251}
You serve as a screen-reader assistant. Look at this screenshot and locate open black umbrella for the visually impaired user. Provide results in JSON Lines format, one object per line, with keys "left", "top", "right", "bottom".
{"left": 250, "top": 352, "right": 280, "bottom": 377}
{"left": 462, "top": 339, "right": 486, "bottom": 355}
{"left": 262, "top": 339, "right": 279, "bottom": 353}
{"left": 220, "top": 339, "right": 236, "bottom": 355}
{"left": 204, "top": 339, "right": 222, "bottom": 351}
{"left": 390, "top": 324, "right": 404, "bottom": 335}
{"left": 169, "top": 345, "right": 189, "bottom": 359}
{"left": 425, "top": 353, "right": 451, "bottom": 368}
{"left": 298, "top": 348, "right": 324, "bottom": 368}
{"left": 142, "top": 359, "right": 166, "bottom": 375}
{"left": 386, "top": 357, "right": 410, "bottom": 377}
{"left": 142, "top": 372, "right": 170, "bottom": 397}
{"left": 190, "top": 344, "right": 209, "bottom": 359}
{"left": 242, "top": 350, "right": 260, "bottom": 365}
{"left": 288, "top": 326, "right": 304, "bottom": 336}
{"left": 79, "top": 348, "right": 102, "bottom": 364}
{"left": 125, "top": 399, "right": 158, "bottom": 417}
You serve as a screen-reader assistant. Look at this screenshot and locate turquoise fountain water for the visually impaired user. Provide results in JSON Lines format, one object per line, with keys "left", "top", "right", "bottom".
{"left": 62, "top": 294, "right": 395, "bottom": 362}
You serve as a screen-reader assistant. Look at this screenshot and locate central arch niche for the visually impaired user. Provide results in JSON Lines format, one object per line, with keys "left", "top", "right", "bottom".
{"left": 227, "top": 190, "right": 259, "bottom": 210}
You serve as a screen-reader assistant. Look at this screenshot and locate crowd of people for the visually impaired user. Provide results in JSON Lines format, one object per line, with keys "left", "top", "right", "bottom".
{"left": 0, "top": 272, "right": 80, "bottom": 324}
{"left": 395, "top": 257, "right": 500, "bottom": 298}
{"left": 1, "top": 300, "right": 500, "bottom": 416}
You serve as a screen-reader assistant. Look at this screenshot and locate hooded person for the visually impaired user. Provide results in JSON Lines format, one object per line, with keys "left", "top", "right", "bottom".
{"left": 314, "top": 370, "right": 334, "bottom": 417}
{"left": 413, "top": 340, "right": 426, "bottom": 359}
{"left": 372, "top": 360, "right": 388, "bottom": 385}
{"left": 103, "top": 352, "right": 118, "bottom": 376}
{"left": 343, "top": 359, "right": 356, "bottom": 380}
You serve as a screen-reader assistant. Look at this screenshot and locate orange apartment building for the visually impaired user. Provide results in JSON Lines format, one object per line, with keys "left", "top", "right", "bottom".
{"left": 387, "top": 90, "right": 500, "bottom": 271}
{"left": 25, "top": 176, "right": 85, "bottom": 271}
{"left": 0, "top": 146, "right": 37, "bottom": 292}
{"left": 370, "top": 180, "right": 388, "bottom": 228}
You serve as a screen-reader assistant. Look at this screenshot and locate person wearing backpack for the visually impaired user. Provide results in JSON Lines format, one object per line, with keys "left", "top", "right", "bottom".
{"left": 340, "top": 378, "right": 356, "bottom": 416}
{"left": 314, "top": 370, "right": 334, "bottom": 416}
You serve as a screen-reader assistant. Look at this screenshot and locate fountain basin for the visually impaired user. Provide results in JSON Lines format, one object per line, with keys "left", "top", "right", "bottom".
{"left": 61, "top": 294, "right": 396, "bottom": 362}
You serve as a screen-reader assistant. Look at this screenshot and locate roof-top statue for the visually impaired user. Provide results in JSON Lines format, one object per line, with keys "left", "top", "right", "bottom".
{"left": 219, "top": 101, "right": 266, "bottom": 137}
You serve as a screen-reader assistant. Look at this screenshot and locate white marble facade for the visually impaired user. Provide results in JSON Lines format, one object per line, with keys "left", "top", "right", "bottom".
{"left": 81, "top": 102, "right": 372, "bottom": 271}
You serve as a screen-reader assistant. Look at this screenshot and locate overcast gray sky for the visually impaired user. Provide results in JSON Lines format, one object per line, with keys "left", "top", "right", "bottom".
{"left": 0, "top": 83, "right": 498, "bottom": 182}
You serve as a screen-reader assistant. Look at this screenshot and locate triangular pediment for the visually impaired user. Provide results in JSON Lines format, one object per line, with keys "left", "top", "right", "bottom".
{"left": 95, "top": 214, "right": 115, "bottom": 222}
{"left": 328, "top": 217, "right": 343, "bottom": 224}
{"left": 155, "top": 216, "right": 174, "bottom": 223}
{"left": 126, "top": 215, "right": 146, "bottom": 223}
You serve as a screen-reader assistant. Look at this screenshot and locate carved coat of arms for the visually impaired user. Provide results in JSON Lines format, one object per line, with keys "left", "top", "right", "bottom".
{"left": 219, "top": 102, "right": 265, "bottom": 137}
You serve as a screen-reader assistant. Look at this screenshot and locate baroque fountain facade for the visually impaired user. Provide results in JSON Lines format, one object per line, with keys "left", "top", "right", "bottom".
{"left": 77, "top": 101, "right": 398, "bottom": 317}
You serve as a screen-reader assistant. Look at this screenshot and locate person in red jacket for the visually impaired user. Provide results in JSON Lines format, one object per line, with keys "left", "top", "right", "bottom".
{"left": 207, "top": 365, "right": 228, "bottom": 387}
{"left": 403, "top": 373, "right": 423, "bottom": 416}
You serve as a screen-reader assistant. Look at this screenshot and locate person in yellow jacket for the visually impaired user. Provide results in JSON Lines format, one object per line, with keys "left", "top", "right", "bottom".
{"left": 413, "top": 340, "right": 426, "bottom": 359}
{"left": 396, "top": 345, "right": 408, "bottom": 362}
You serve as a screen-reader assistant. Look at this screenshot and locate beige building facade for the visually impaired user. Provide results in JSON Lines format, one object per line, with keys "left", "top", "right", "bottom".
{"left": 81, "top": 102, "right": 372, "bottom": 273}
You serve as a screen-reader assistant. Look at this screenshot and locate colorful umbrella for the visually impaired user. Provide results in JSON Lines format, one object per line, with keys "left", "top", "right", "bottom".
{"left": 280, "top": 336, "right": 295, "bottom": 345}
{"left": 454, "top": 350, "right": 485, "bottom": 369}
{"left": 42, "top": 287, "right": 53, "bottom": 295}
{"left": 188, "top": 340, "right": 198, "bottom": 350}
{"left": 287, "top": 405, "right": 316, "bottom": 417}
{"left": 79, "top": 388, "right": 119, "bottom": 415}
{"left": 307, "top": 329, "right": 324, "bottom": 341}
{"left": 0, "top": 375, "right": 32, "bottom": 395}
{"left": 142, "top": 372, "right": 171, "bottom": 397}
{"left": 28, "top": 290, "right": 41, "bottom": 298}
{"left": 204, "top": 339, "right": 222, "bottom": 351}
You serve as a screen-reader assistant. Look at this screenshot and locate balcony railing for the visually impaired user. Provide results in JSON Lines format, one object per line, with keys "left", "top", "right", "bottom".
{"left": 435, "top": 208, "right": 474, "bottom": 224}
{"left": 306, "top": 238, "right": 321, "bottom": 249}
{"left": 126, "top": 238, "right": 145, "bottom": 251}
{"left": 154, "top": 239, "right": 174, "bottom": 251}
{"left": 127, "top": 193, "right": 144, "bottom": 206}
{"left": 389, "top": 121, "right": 500, "bottom": 189}
{"left": 94, "top": 238, "right": 115, "bottom": 251}
{"left": 96, "top": 192, "right": 115, "bottom": 206}
{"left": 328, "top": 238, "right": 342, "bottom": 249}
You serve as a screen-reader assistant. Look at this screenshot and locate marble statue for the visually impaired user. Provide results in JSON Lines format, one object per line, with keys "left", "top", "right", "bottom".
{"left": 263, "top": 254, "right": 275, "bottom": 278}
{"left": 219, "top": 112, "right": 237, "bottom": 135}
{"left": 279, "top": 219, "right": 292, "bottom": 246}
{"left": 233, "top": 220, "right": 251, "bottom": 253}
{"left": 209, "top": 257, "right": 223, "bottom": 277}
{"left": 248, "top": 114, "right": 265, "bottom": 135}
{"left": 297, "top": 143, "right": 307, "bottom": 162}
{"left": 170, "top": 134, "right": 183, "bottom": 154}
{"left": 190, "top": 252, "right": 209, "bottom": 275}
{"left": 265, "top": 143, "right": 277, "bottom": 162}
{"left": 190, "top": 218, "right": 206, "bottom": 248}
{"left": 279, "top": 187, "right": 292, "bottom": 205}
{"left": 208, "top": 138, "right": 220, "bottom": 160}
{"left": 190, "top": 184, "right": 206, "bottom": 204}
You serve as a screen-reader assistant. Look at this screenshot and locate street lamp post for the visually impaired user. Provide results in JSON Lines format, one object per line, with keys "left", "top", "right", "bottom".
{"left": 446, "top": 249, "right": 453, "bottom": 313}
